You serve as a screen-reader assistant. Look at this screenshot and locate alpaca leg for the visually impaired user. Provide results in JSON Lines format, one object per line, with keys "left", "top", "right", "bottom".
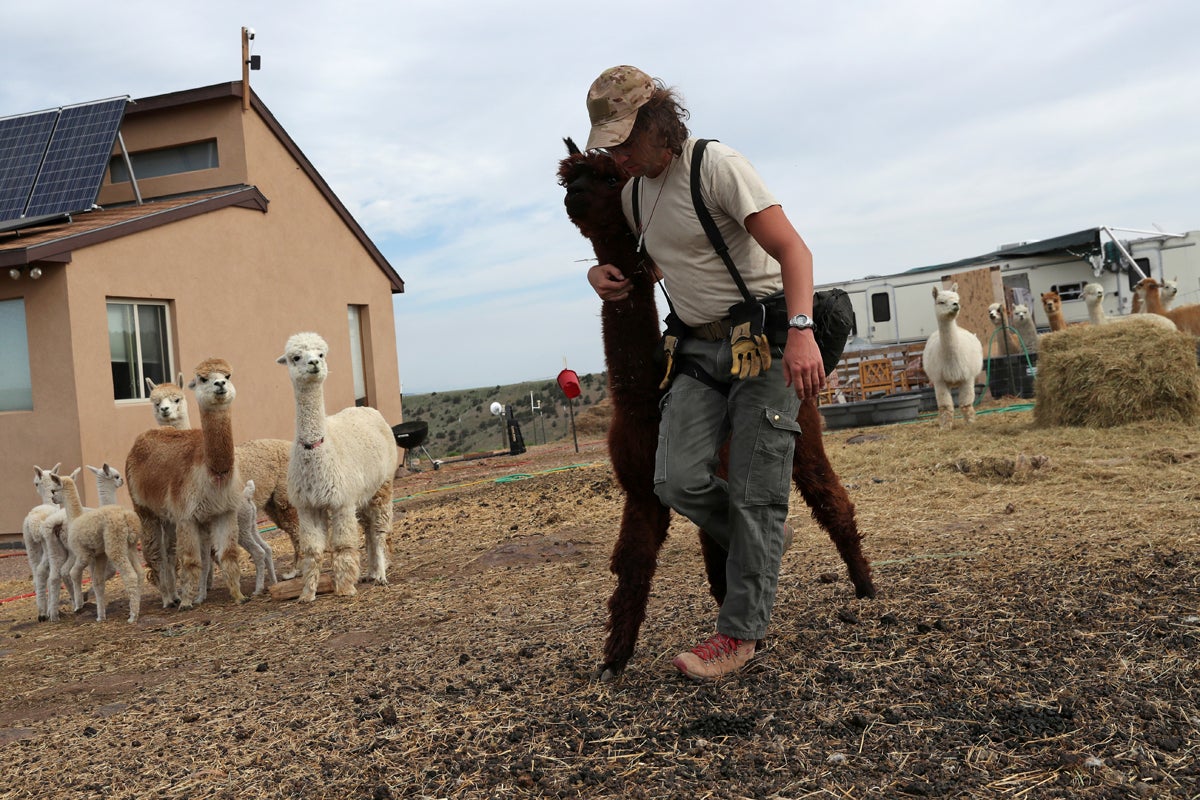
{"left": 257, "top": 534, "right": 277, "bottom": 587}
{"left": 152, "top": 519, "right": 180, "bottom": 608}
{"left": 933, "top": 383, "right": 955, "bottom": 429}
{"left": 69, "top": 557, "right": 88, "bottom": 615}
{"left": 196, "top": 540, "right": 213, "bottom": 605}
{"left": 211, "top": 513, "right": 246, "bottom": 605}
{"left": 267, "top": 499, "right": 302, "bottom": 581}
{"left": 121, "top": 545, "right": 143, "bottom": 623}
{"left": 959, "top": 381, "right": 978, "bottom": 424}
{"left": 295, "top": 507, "right": 327, "bottom": 603}
{"left": 238, "top": 529, "right": 267, "bottom": 596}
{"left": 598, "top": 495, "right": 671, "bottom": 681}
{"left": 45, "top": 544, "right": 66, "bottom": 622}
{"left": 138, "top": 510, "right": 163, "bottom": 589}
{"left": 91, "top": 554, "right": 109, "bottom": 622}
{"left": 792, "top": 400, "right": 876, "bottom": 599}
{"left": 361, "top": 481, "right": 392, "bottom": 585}
{"left": 31, "top": 546, "right": 50, "bottom": 622}
{"left": 329, "top": 507, "right": 361, "bottom": 597}
{"left": 174, "top": 520, "right": 203, "bottom": 611}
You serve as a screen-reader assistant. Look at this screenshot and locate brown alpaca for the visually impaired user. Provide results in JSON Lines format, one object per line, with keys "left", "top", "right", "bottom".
{"left": 126, "top": 358, "right": 245, "bottom": 610}
{"left": 1041, "top": 291, "right": 1067, "bottom": 332}
{"left": 558, "top": 138, "right": 874, "bottom": 680}
{"left": 1141, "top": 277, "right": 1200, "bottom": 335}
{"left": 145, "top": 375, "right": 302, "bottom": 580}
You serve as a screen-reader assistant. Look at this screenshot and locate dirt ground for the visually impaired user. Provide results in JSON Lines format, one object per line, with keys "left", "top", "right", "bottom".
{"left": 0, "top": 404, "right": 1197, "bottom": 799}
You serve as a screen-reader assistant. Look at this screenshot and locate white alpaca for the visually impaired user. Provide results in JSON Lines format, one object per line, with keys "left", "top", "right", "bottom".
{"left": 1162, "top": 277, "right": 1179, "bottom": 309}
{"left": 146, "top": 375, "right": 301, "bottom": 581}
{"left": 1083, "top": 283, "right": 1176, "bottom": 330}
{"left": 277, "top": 332, "right": 398, "bottom": 602}
{"left": 33, "top": 463, "right": 126, "bottom": 621}
{"left": 922, "top": 284, "right": 984, "bottom": 430}
{"left": 22, "top": 463, "right": 62, "bottom": 621}
{"left": 1134, "top": 276, "right": 1180, "bottom": 313}
{"left": 198, "top": 480, "right": 278, "bottom": 596}
{"left": 1011, "top": 304, "right": 1040, "bottom": 354}
{"left": 986, "top": 302, "right": 1020, "bottom": 359}
{"left": 126, "top": 358, "right": 245, "bottom": 610}
{"left": 49, "top": 470, "right": 143, "bottom": 623}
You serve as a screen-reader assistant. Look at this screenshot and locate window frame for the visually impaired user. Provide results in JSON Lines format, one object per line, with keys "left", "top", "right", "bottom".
{"left": 0, "top": 297, "right": 34, "bottom": 412}
{"left": 107, "top": 298, "right": 175, "bottom": 403}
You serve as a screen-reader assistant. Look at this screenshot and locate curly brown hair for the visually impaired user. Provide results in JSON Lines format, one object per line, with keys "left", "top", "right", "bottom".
{"left": 630, "top": 82, "right": 691, "bottom": 155}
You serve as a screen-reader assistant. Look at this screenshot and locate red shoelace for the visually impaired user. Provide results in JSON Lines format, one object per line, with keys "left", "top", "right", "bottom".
{"left": 689, "top": 633, "right": 742, "bottom": 660}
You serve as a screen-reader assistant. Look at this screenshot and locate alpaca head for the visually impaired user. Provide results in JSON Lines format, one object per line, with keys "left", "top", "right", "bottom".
{"left": 557, "top": 137, "right": 631, "bottom": 245}
{"left": 187, "top": 358, "right": 236, "bottom": 411}
{"left": 147, "top": 374, "right": 188, "bottom": 426}
{"left": 86, "top": 463, "right": 124, "bottom": 491}
{"left": 48, "top": 467, "right": 82, "bottom": 506}
{"left": 1082, "top": 283, "right": 1104, "bottom": 308}
{"left": 277, "top": 332, "right": 329, "bottom": 387}
{"left": 1041, "top": 291, "right": 1062, "bottom": 316}
{"left": 1162, "top": 277, "right": 1179, "bottom": 301}
{"left": 33, "top": 462, "right": 62, "bottom": 503}
{"left": 1012, "top": 304, "right": 1032, "bottom": 324}
{"left": 931, "top": 283, "right": 961, "bottom": 321}
{"left": 987, "top": 302, "right": 1006, "bottom": 328}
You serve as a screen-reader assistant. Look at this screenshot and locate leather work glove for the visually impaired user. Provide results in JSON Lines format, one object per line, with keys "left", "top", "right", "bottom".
{"left": 659, "top": 333, "right": 680, "bottom": 390}
{"left": 729, "top": 321, "right": 772, "bottom": 379}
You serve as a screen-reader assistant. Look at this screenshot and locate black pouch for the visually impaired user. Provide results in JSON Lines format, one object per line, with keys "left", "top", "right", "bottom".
{"left": 812, "top": 288, "right": 854, "bottom": 375}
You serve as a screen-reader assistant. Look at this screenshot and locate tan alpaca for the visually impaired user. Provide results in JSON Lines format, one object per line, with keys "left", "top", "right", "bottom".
{"left": 145, "top": 374, "right": 302, "bottom": 582}
{"left": 1083, "top": 283, "right": 1175, "bottom": 330}
{"left": 1141, "top": 278, "right": 1200, "bottom": 335}
{"left": 1041, "top": 291, "right": 1067, "bottom": 332}
{"left": 126, "top": 358, "right": 245, "bottom": 610}
{"left": 49, "top": 470, "right": 143, "bottom": 623}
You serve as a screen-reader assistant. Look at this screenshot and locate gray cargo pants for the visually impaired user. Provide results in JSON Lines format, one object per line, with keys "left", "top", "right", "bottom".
{"left": 654, "top": 336, "right": 801, "bottom": 641}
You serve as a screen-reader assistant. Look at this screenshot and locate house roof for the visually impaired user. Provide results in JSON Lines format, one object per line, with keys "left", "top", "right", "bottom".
{"left": 0, "top": 82, "right": 405, "bottom": 293}
{"left": 0, "top": 186, "right": 268, "bottom": 267}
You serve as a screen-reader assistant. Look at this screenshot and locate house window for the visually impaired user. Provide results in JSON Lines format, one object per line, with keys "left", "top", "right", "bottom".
{"left": 0, "top": 299, "right": 33, "bottom": 411}
{"left": 108, "top": 300, "right": 172, "bottom": 401}
{"left": 108, "top": 140, "right": 219, "bottom": 183}
{"left": 348, "top": 305, "right": 368, "bottom": 407}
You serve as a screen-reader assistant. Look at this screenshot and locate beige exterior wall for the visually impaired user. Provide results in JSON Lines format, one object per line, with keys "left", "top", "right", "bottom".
{"left": 1, "top": 91, "right": 402, "bottom": 535}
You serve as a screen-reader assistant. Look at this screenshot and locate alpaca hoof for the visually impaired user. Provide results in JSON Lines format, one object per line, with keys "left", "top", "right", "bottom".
{"left": 593, "top": 662, "right": 624, "bottom": 683}
{"left": 177, "top": 602, "right": 193, "bottom": 612}
{"left": 334, "top": 584, "right": 358, "bottom": 598}
{"left": 297, "top": 591, "right": 317, "bottom": 603}
{"left": 37, "top": 614, "right": 47, "bottom": 623}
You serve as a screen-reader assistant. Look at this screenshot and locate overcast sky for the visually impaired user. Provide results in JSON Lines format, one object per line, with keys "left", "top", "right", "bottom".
{"left": 4, "top": 1, "right": 1198, "bottom": 393}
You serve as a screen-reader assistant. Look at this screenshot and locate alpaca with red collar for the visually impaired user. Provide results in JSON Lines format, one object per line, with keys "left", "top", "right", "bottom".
{"left": 277, "top": 332, "right": 397, "bottom": 603}
{"left": 923, "top": 284, "right": 984, "bottom": 430}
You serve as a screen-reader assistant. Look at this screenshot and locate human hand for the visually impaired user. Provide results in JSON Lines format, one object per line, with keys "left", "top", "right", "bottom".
{"left": 587, "top": 264, "right": 632, "bottom": 301}
{"left": 783, "top": 329, "right": 825, "bottom": 399}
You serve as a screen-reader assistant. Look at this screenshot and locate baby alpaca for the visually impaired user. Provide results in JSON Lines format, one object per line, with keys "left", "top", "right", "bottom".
{"left": 277, "top": 332, "right": 398, "bottom": 603}
{"left": 922, "top": 283, "right": 984, "bottom": 429}
{"left": 198, "top": 480, "right": 278, "bottom": 597}
{"left": 1010, "top": 304, "right": 1039, "bottom": 353}
{"left": 50, "top": 471, "right": 143, "bottom": 623}
{"left": 22, "top": 463, "right": 62, "bottom": 621}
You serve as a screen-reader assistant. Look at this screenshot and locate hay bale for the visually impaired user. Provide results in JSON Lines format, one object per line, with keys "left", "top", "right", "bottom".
{"left": 1033, "top": 318, "right": 1200, "bottom": 427}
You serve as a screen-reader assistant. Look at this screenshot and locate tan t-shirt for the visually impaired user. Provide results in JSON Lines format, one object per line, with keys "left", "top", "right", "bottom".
{"left": 621, "top": 138, "right": 783, "bottom": 326}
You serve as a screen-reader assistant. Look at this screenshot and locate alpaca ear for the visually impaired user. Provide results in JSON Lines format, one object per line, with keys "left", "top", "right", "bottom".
{"left": 931, "top": 286, "right": 939, "bottom": 299}
{"left": 146, "top": 377, "right": 157, "bottom": 391}
{"left": 276, "top": 354, "right": 288, "bottom": 365}
{"left": 949, "top": 282, "right": 958, "bottom": 292}
{"left": 187, "top": 376, "right": 197, "bottom": 390}
{"left": 86, "top": 464, "right": 101, "bottom": 477}
{"left": 177, "top": 372, "right": 185, "bottom": 386}
{"left": 69, "top": 467, "right": 81, "bottom": 482}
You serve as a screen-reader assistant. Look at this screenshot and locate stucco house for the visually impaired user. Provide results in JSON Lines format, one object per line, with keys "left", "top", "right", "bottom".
{"left": 0, "top": 81, "right": 405, "bottom": 536}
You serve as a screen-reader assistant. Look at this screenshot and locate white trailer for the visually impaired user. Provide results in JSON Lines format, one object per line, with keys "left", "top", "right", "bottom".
{"left": 822, "top": 226, "right": 1200, "bottom": 350}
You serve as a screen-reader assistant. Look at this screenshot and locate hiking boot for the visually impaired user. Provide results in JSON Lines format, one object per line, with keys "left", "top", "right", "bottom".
{"left": 672, "top": 633, "right": 756, "bottom": 680}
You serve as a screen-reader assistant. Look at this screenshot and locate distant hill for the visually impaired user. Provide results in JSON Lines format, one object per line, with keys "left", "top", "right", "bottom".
{"left": 398, "top": 372, "right": 610, "bottom": 460}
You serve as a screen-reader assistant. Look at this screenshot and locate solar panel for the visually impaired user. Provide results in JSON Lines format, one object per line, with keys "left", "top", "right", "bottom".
{"left": 0, "top": 110, "right": 57, "bottom": 221}
{"left": 0, "top": 97, "right": 127, "bottom": 223}
{"left": 24, "top": 98, "right": 127, "bottom": 219}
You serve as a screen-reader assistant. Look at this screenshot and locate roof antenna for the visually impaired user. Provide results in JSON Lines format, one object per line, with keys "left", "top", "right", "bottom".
{"left": 241, "top": 27, "right": 261, "bottom": 112}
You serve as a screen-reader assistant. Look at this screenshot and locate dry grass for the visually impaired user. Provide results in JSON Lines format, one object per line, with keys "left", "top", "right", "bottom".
{"left": 0, "top": 404, "right": 1197, "bottom": 799}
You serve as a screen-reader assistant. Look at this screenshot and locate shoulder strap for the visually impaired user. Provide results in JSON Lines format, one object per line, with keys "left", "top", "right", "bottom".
{"left": 631, "top": 176, "right": 642, "bottom": 235}
{"left": 691, "top": 139, "right": 754, "bottom": 303}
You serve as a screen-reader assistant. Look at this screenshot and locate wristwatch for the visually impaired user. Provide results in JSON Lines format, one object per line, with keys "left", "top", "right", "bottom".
{"left": 788, "top": 313, "right": 815, "bottom": 331}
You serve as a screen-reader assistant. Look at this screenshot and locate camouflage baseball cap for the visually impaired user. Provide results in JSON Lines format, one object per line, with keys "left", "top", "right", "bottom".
{"left": 585, "top": 65, "right": 654, "bottom": 151}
